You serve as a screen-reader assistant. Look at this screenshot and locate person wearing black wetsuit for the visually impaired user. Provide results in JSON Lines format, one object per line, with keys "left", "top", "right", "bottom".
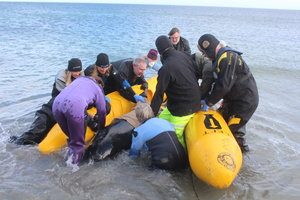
{"left": 198, "top": 34, "right": 259, "bottom": 153}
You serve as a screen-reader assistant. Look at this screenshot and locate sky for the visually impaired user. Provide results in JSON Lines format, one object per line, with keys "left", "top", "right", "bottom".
{"left": 1, "top": 0, "right": 300, "bottom": 10}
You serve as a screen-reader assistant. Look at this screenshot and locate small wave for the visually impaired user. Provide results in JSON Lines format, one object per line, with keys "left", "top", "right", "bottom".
{"left": 0, "top": 93, "right": 50, "bottom": 109}
{"left": 0, "top": 122, "right": 10, "bottom": 144}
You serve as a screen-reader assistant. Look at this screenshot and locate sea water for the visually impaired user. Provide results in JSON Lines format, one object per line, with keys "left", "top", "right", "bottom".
{"left": 0, "top": 2, "right": 300, "bottom": 200}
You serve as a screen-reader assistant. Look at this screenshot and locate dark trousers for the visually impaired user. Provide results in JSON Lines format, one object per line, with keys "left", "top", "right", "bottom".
{"left": 219, "top": 100, "right": 258, "bottom": 153}
{"left": 13, "top": 98, "right": 56, "bottom": 145}
{"left": 146, "top": 131, "right": 188, "bottom": 170}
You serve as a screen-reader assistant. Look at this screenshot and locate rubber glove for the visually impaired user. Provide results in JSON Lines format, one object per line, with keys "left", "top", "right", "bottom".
{"left": 134, "top": 94, "right": 146, "bottom": 103}
{"left": 104, "top": 96, "right": 111, "bottom": 114}
{"left": 201, "top": 100, "right": 209, "bottom": 111}
{"left": 139, "top": 90, "right": 148, "bottom": 98}
{"left": 86, "top": 114, "right": 100, "bottom": 132}
{"left": 105, "top": 96, "right": 111, "bottom": 103}
{"left": 122, "top": 80, "right": 131, "bottom": 89}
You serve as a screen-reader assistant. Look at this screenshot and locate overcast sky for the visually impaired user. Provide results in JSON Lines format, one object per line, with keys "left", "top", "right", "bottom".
{"left": 1, "top": 0, "right": 300, "bottom": 10}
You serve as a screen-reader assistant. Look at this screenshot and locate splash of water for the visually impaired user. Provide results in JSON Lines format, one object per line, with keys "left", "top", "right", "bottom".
{"left": 65, "top": 153, "right": 80, "bottom": 173}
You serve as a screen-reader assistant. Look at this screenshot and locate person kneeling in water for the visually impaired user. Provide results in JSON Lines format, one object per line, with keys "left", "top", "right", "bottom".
{"left": 129, "top": 117, "right": 188, "bottom": 170}
{"left": 86, "top": 102, "right": 153, "bottom": 161}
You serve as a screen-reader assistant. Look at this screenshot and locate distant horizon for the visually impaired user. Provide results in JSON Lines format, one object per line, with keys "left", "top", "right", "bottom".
{"left": 1, "top": 0, "right": 300, "bottom": 11}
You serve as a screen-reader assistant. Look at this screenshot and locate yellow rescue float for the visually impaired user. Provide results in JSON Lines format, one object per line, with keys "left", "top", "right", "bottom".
{"left": 185, "top": 110, "right": 243, "bottom": 189}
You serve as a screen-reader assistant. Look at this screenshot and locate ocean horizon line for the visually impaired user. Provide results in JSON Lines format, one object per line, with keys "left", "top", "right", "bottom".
{"left": 1, "top": 1, "right": 300, "bottom": 11}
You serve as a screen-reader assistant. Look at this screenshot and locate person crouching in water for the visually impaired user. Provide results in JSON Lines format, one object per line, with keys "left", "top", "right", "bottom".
{"left": 52, "top": 67, "right": 107, "bottom": 165}
{"left": 129, "top": 117, "right": 188, "bottom": 170}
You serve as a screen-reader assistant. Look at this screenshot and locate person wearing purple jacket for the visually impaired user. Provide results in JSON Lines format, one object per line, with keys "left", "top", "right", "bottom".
{"left": 52, "top": 75, "right": 106, "bottom": 165}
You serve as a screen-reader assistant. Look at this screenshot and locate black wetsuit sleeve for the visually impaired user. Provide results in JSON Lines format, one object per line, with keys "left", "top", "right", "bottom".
{"left": 151, "top": 67, "right": 170, "bottom": 115}
{"left": 200, "top": 57, "right": 214, "bottom": 99}
{"left": 207, "top": 53, "right": 238, "bottom": 105}
{"left": 51, "top": 82, "right": 60, "bottom": 98}
{"left": 115, "top": 63, "right": 137, "bottom": 102}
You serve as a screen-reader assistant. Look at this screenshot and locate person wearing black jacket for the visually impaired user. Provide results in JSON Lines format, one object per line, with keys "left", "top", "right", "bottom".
{"left": 151, "top": 35, "right": 202, "bottom": 147}
{"left": 10, "top": 58, "right": 83, "bottom": 145}
{"left": 198, "top": 34, "right": 259, "bottom": 153}
{"left": 94, "top": 53, "right": 148, "bottom": 103}
{"left": 168, "top": 27, "right": 191, "bottom": 55}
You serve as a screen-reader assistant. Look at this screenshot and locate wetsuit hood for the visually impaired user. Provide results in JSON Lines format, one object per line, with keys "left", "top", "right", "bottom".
{"left": 155, "top": 35, "right": 174, "bottom": 56}
{"left": 198, "top": 34, "right": 220, "bottom": 60}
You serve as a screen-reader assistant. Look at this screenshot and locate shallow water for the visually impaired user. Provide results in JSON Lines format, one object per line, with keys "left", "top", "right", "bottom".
{"left": 0, "top": 2, "right": 300, "bottom": 200}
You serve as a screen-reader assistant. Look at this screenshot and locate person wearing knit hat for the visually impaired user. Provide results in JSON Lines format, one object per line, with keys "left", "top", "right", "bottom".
{"left": 168, "top": 27, "right": 191, "bottom": 55}
{"left": 147, "top": 49, "right": 158, "bottom": 61}
{"left": 197, "top": 33, "right": 259, "bottom": 153}
{"left": 94, "top": 53, "right": 111, "bottom": 79}
{"left": 10, "top": 58, "right": 83, "bottom": 145}
{"left": 144, "top": 49, "right": 161, "bottom": 79}
{"left": 96, "top": 53, "right": 110, "bottom": 68}
{"left": 94, "top": 53, "right": 148, "bottom": 104}
{"left": 52, "top": 58, "right": 83, "bottom": 97}
{"left": 68, "top": 58, "right": 82, "bottom": 72}
{"left": 151, "top": 35, "right": 202, "bottom": 148}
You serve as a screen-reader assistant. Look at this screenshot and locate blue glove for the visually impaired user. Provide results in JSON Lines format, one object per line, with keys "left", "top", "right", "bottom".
{"left": 122, "top": 80, "right": 131, "bottom": 89}
{"left": 105, "top": 96, "right": 110, "bottom": 103}
{"left": 134, "top": 94, "right": 146, "bottom": 103}
{"left": 201, "top": 100, "right": 209, "bottom": 111}
{"left": 105, "top": 96, "right": 111, "bottom": 115}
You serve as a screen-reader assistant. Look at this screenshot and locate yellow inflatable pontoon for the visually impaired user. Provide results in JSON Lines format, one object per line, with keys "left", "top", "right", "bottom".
{"left": 185, "top": 110, "right": 243, "bottom": 189}
{"left": 38, "top": 77, "right": 158, "bottom": 154}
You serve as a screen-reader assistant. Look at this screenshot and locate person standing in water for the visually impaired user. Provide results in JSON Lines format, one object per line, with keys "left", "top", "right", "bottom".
{"left": 197, "top": 33, "right": 259, "bottom": 153}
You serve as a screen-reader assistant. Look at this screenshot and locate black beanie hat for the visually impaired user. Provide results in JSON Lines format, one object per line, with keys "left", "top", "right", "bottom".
{"left": 95, "top": 53, "right": 110, "bottom": 68}
{"left": 155, "top": 35, "right": 173, "bottom": 56}
{"left": 68, "top": 58, "right": 82, "bottom": 72}
{"left": 198, "top": 34, "right": 220, "bottom": 60}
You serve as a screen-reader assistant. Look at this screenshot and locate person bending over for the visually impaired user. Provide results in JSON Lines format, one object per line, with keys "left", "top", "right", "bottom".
{"left": 52, "top": 75, "right": 106, "bottom": 165}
